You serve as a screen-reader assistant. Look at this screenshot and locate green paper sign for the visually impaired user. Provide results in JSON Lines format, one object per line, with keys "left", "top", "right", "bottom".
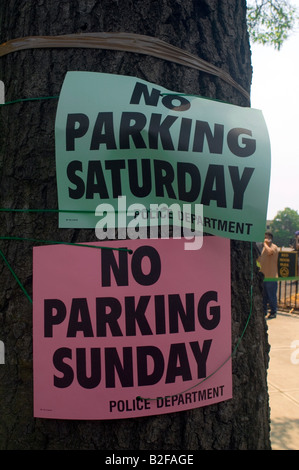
{"left": 55, "top": 72, "right": 270, "bottom": 241}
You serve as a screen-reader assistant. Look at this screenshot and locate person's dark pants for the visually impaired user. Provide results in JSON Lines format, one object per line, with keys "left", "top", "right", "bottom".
{"left": 263, "top": 281, "right": 277, "bottom": 316}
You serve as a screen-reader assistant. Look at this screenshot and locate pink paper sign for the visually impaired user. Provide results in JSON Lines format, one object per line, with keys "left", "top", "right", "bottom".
{"left": 33, "top": 237, "right": 232, "bottom": 420}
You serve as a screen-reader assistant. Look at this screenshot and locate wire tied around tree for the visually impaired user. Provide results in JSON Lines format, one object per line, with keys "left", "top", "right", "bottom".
{"left": 0, "top": 32, "right": 250, "bottom": 101}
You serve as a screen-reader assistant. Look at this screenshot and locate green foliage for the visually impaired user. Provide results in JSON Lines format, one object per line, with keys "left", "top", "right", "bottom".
{"left": 270, "top": 207, "right": 299, "bottom": 247}
{"left": 247, "top": 0, "right": 298, "bottom": 49}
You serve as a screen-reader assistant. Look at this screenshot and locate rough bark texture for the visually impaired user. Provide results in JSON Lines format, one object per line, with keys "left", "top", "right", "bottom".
{"left": 0, "top": 0, "right": 271, "bottom": 450}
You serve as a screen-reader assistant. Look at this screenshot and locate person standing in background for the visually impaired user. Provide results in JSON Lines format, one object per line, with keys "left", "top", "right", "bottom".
{"left": 258, "top": 231, "right": 279, "bottom": 319}
{"left": 293, "top": 230, "right": 299, "bottom": 276}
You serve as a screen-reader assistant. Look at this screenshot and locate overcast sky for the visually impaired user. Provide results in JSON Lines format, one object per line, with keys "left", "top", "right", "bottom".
{"left": 250, "top": 32, "right": 299, "bottom": 221}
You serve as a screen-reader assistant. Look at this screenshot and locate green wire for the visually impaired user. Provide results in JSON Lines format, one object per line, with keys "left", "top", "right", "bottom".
{"left": 0, "top": 248, "right": 33, "bottom": 304}
{"left": 0, "top": 237, "right": 133, "bottom": 306}
{"left": 0, "top": 236, "right": 132, "bottom": 253}
{"left": 0, "top": 96, "right": 59, "bottom": 107}
{"left": 0, "top": 93, "right": 226, "bottom": 108}
{"left": 0, "top": 208, "right": 131, "bottom": 215}
{"left": 0, "top": 208, "right": 95, "bottom": 213}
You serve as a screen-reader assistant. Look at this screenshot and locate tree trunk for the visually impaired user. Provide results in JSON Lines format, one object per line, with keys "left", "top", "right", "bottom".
{"left": 0, "top": 0, "right": 271, "bottom": 450}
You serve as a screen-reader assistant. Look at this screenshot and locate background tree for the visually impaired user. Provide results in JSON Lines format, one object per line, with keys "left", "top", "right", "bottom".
{"left": 0, "top": 0, "right": 270, "bottom": 450}
{"left": 270, "top": 207, "right": 299, "bottom": 247}
{"left": 247, "top": 0, "right": 298, "bottom": 49}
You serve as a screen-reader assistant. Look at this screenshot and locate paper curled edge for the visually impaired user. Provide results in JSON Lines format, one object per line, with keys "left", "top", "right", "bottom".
{"left": 0, "top": 32, "right": 249, "bottom": 101}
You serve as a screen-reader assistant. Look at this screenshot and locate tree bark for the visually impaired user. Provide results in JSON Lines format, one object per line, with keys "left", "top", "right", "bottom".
{"left": 0, "top": 0, "right": 271, "bottom": 450}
